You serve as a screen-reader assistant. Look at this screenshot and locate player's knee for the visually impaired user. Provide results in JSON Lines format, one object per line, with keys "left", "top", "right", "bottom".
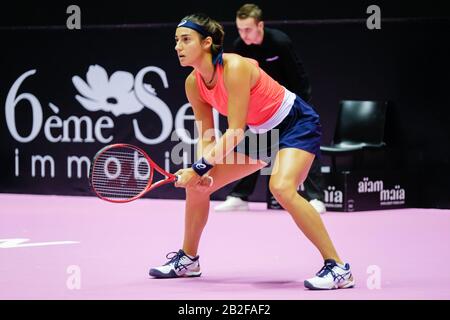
{"left": 269, "top": 179, "right": 297, "bottom": 202}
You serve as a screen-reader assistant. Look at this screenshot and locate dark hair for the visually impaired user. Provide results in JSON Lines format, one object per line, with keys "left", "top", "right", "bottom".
{"left": 236, "top": 3, "right": 263, "bottom": 23}
{"left": 180, "top": 13, "right": 224, "bottom": 57}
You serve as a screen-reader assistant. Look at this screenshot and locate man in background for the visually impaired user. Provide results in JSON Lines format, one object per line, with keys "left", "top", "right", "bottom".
{"left": 214, "top": 3, "right": 326, "bottom": 214}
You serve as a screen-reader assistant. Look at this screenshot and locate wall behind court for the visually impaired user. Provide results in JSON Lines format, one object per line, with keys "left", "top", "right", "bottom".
{"left": 1, "top": 18, "right": 449, "bottom": 208}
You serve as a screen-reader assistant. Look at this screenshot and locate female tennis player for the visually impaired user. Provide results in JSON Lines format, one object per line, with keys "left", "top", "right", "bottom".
{"left": 149, "top": 13, "right": 354, "bottom": 290}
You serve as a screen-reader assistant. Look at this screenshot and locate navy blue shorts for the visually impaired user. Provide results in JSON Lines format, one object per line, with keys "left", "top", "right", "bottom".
{"left": 235, "top": 95, "right": 322, "bottom": 165}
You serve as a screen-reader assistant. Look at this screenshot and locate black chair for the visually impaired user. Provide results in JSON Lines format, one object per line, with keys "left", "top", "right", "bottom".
{"left": 320, "top": 100, "right": 388, "bottom": 172}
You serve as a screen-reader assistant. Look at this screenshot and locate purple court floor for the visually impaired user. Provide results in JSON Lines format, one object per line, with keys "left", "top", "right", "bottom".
{"left": 1, "top": 193, "right": 450, "bottom": 300}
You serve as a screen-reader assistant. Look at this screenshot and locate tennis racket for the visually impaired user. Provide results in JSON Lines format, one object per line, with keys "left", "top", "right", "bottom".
{"left": 89, "top": 143, "right": 178, "bottom": 203}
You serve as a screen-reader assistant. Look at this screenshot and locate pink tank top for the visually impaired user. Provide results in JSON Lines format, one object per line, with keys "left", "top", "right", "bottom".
{"left": 195, "top": 56, "right": 285, "bottom": 126}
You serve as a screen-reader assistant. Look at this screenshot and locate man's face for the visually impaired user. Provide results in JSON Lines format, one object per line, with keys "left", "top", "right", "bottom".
{"left": 236, "top": 17, "right": 264, "bottom": 45}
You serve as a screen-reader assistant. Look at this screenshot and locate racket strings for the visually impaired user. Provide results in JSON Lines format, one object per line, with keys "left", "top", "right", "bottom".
{"left": 91, "top": 148, "right": 152, "bottom": 201}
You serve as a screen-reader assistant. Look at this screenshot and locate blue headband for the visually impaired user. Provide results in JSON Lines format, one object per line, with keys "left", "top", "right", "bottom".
{"left": 177, "top": 19, "right": 224, "bottom": 65}
{"left": 177, "top": 20, "right": 211, "bottom": 38}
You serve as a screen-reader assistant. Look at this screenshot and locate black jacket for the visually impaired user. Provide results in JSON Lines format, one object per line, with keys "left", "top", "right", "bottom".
{"left": 233, "top": 27, "right": 311, "bottom": 102}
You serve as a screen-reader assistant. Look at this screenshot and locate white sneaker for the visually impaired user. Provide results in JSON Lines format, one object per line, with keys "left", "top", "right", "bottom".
{"left": 149, "top": 249, "right": 201, "bottom": 278}
{"left": 214, "top": 196, "right": 249, "bottom": 211}
{"left": 304, "top": 259, "right": 355, "bottom": 290}
{"left": 309, "top": 199, "right": 326, "bottom": 214}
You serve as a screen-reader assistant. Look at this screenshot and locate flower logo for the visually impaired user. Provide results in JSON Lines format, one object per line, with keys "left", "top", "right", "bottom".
{"left": 72, "top": 65, "right": 149, "bottom": 116}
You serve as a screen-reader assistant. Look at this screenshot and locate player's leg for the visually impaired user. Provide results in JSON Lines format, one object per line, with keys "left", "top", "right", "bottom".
{"left": 183, "top": 152, "right": 266, "bottom": 256}
{"left": 149, "top": 152, "right": 265, "bottom": 278}
{"left": 269, "top": 148, "right": 354, "bottom": 289}
{"left": 269, "top": 148, "right": 340, "bottom": 261}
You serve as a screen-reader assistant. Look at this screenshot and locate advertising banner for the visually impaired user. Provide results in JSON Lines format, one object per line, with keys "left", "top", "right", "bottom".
{"left": 1, "top": 27, "right": 225, "bottom": 199}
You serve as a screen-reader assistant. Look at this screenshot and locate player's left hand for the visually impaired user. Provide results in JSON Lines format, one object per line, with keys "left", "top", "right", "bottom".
{"left": 174, "top": 168, "right": 200, "bottom": 188}
{"left": 174, "top": 169, "right": 213, "bottom": 191}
